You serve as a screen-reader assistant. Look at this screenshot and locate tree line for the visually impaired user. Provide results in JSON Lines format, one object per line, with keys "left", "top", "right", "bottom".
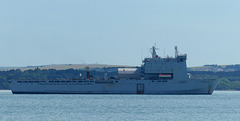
{"left": 189, "top": 71, "right": 240, "bottom": 90}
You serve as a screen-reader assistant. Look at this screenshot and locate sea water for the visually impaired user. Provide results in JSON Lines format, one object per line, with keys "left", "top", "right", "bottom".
{"left": 0, "top": 91, "right": 240, "bottom": 121}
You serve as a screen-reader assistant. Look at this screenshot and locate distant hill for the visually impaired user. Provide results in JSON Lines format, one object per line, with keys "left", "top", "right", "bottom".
{"left": 1, "top": 64, "right": 240, "bottom": 72}
{"left": 0, "top": 64, "right": 135, "bottom": 71}
{"left": 188, "top": 64, "right": 240, "bottom": 72}
{"left": 0, "top": 67, "right": 19, "bottom": 70}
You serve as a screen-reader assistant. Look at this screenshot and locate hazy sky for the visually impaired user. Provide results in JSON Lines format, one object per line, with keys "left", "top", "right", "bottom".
{"left": 0, "top": 0, "right": 240, "bottom": 67}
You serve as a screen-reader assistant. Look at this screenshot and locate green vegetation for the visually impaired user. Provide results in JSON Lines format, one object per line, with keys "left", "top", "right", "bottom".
{"left": 189, "top": 71, "right": 240, "bottom": 90}
{"left": 188, "top": 64, "right": 240, "bottom": 72}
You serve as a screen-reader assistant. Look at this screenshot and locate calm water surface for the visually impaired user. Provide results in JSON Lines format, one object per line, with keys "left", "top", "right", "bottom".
{"left": 0, "top": 91, "right": 240, "bottom": 121}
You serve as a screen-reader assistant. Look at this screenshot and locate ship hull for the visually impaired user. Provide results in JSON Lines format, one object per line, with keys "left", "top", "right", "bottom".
{"left": 9, "top": 79, "right": 219, "bottom": 95}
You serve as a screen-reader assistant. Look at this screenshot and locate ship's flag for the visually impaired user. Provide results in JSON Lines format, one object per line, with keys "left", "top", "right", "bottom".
{"left": 159, "top": 74, "right": 172, "bottom": 78}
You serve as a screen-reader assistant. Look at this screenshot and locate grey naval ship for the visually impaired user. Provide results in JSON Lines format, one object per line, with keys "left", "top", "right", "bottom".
{"left": 9, "top": 46, "right": 219, "bottom": 94}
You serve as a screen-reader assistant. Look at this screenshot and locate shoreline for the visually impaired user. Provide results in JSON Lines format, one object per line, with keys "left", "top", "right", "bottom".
{"left": 0, "top": 90, "right": 239, "bottom": 92}
{"left": 215, "top": 90, "right": 239, "bottom": 91}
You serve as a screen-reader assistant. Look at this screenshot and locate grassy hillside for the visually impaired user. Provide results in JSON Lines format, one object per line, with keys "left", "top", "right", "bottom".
{"left": 0, "top": 64, "right": 135, "bottom": 71}
{"left": 188, "top": 64, "right": 240, "bottom": 72}
{"left": 2, "top": 64, "right": 240, "bottom": 72}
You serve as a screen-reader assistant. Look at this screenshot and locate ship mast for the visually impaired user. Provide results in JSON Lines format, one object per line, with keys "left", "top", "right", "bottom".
{"left": 175, "top": 46, "right": 178, "bottom": 58}
{"left": 151, "top": 45, "right": 158, "bottom": 58}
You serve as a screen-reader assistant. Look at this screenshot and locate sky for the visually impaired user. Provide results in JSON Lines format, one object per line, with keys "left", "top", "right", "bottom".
{"left": 0, "top": 0, "right": 240, "bottom": 67}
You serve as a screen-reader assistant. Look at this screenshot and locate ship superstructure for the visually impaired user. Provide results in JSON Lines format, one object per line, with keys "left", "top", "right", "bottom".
{"left": 9, "top": 46, "right": 219, "bottom": 94}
